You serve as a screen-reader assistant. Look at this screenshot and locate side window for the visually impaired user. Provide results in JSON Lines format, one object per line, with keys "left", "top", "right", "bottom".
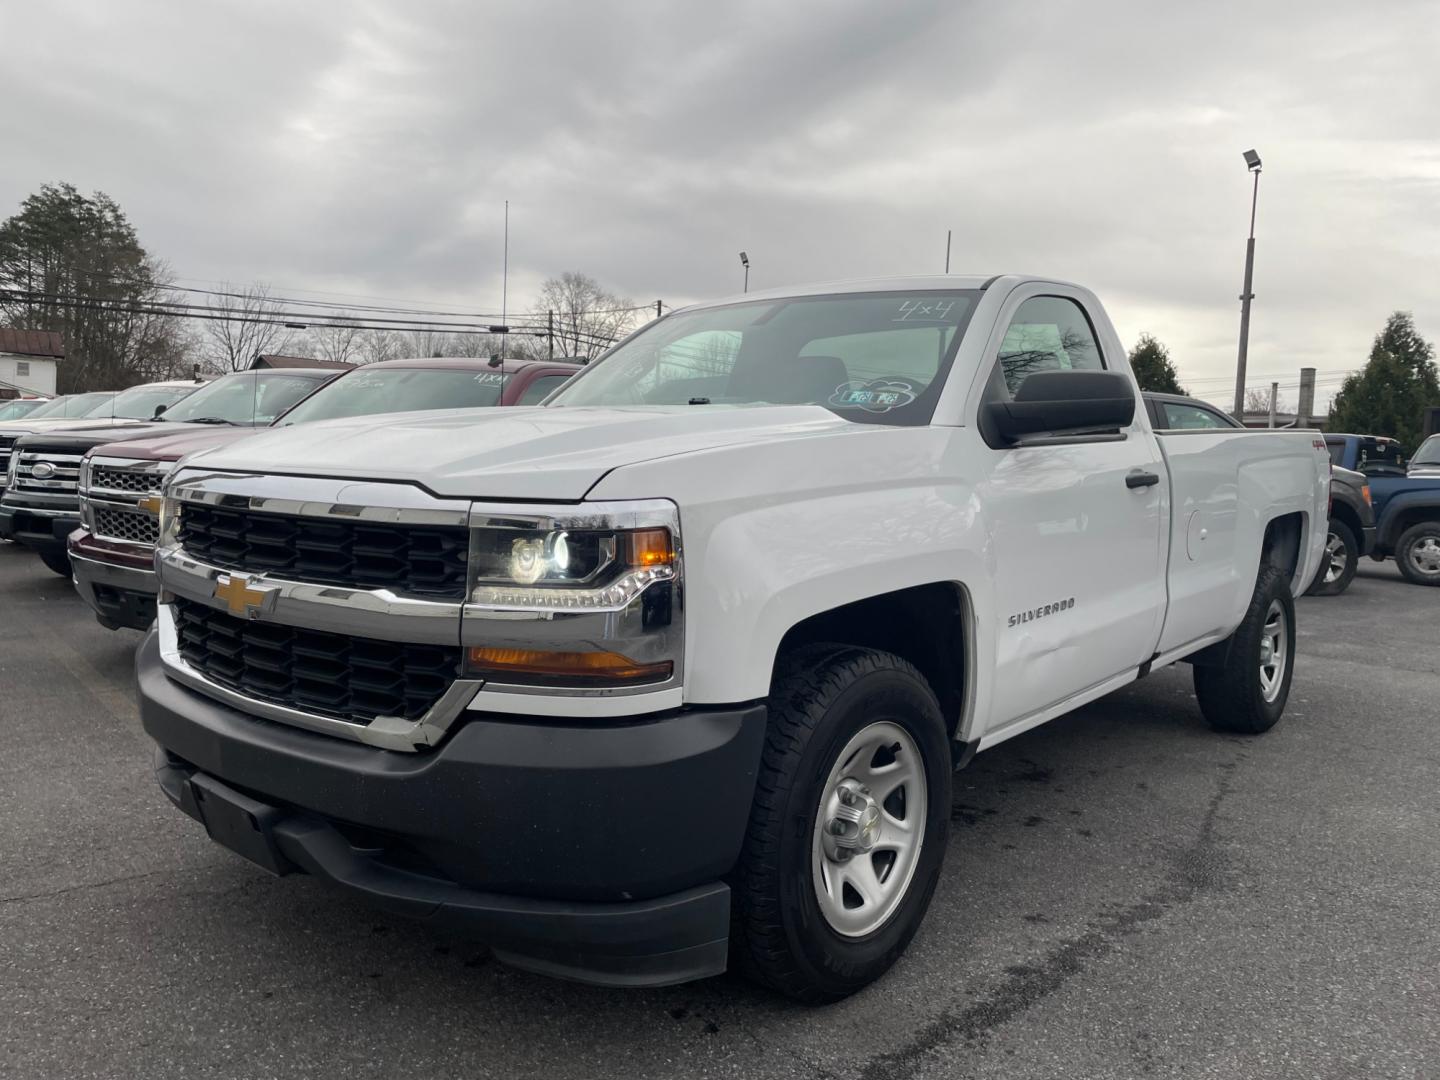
{"left": 16, "top": 361, "right": 29, "bottom": 377}
{"left": 994, "top": 296, "right": 1104, "bottom": 398}
{"left": 517, "top": 374, "right": 571, "bottom": 406}
{"left": 1162, "top": 402, "right": 1233, "bottom": 430}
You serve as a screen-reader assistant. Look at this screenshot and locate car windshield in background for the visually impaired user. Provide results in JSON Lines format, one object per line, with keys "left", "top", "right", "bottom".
{"left": 71, "top": 392, "right": 119, "bottom": 416}
{"left": 1410, "top": 435, "right": 1440, "bottom": 467}
{"left": 548, "top": 290, "right": 980, "bottom": 426}
{"left": 278, "top": 367, "right": 509, "bottom": 425}
{"left": 0, "top": 399, "right": 47, "bottom": 421}
{"left": 14, "top": 396, "right": 68, "bottom": 419}
{"left": 94, "top": 384, "right": 200, "bottom": 420}
{"left": 162, "top": 372, "right": 327, "bottom": 425}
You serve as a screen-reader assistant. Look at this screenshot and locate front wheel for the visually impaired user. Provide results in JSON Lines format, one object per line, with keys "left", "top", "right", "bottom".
{"left": 37, "top": 548, "right": 71, "bottom": 577}
{"left": 1305, "top": 518, "right": 1358, "bottom": 596}
{"left": 731, "top": 645, "right": 951, "bottom": 1002}
{"left": 1394, "top": 521, "right": 1440, "bottom": 586}
{"left": 1193, "top": 564, "right": 1295, "bottom": 734}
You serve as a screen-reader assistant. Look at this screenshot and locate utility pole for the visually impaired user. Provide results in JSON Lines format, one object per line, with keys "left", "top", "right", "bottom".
{"left": 739, "top": 251, "right": 750, "bottom": 293}
{"left": 1233, "top": 149, "right": 1263, "bottom": 420}
{"left": 547, "top": 310, "right": 554, "bottom": 360}
{"left": 656, "top": 299, "right": 663, "bottom": 320}
{"left": 945, "top": 229, "right": 952, "bottom": 273}
{"left": 501, "top": 200, "right": 509, "bottom": 356}
{"left": 1268, "top": 382, "right": 1278, "bottom": 429}
{"left": 1298, "top": 367, "right": 1316, "bottom": 428}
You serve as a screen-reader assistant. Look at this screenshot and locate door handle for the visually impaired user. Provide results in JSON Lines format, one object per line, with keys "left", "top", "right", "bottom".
{"left": 1126, "top": 470, "right": 1161, "bottom": 489}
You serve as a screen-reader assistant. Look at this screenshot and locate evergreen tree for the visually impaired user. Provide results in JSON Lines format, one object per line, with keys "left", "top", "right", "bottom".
{"left": 0, "top": 183, "right": 183, "bottom": 390}
{"left": 1127, "top": 333, "right": 1186, "bottom": 395}
{"left": 1328, "top": 312, "right": 1439, "bottom": 449}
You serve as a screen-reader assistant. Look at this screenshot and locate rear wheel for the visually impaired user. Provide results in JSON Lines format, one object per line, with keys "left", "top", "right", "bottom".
{"left": 1193, "top": 564, "right": 1294, "bottom": 734}
{"left": 1305, "top": 519, "right": 1358, "bottom": 596}
{"left": 37, "top": 548, "right": 71, "bottom": 577}
{"left": 731, "top": 645, "right": 951, "bottom": 1002}
{"left": 1394, "top": 522, "right": 1440, "bottom": 586}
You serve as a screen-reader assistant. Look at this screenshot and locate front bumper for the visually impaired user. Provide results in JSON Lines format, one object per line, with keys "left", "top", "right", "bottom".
{"left": 137, "top": 630, "right": 768, "bottom": 987}
{"left": 69, "top": 538, "right": 157, "bottom": 631}
{"left": 0, "top": 502, "right": 80, "bottom": 553}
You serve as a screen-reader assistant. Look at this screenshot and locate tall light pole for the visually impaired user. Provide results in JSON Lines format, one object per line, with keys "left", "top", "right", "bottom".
{"left": 1233, "top": 149, "right": 1262, "bottom": 420}
{"left": 739, "top": 251, "right": 750, "bottom": 293}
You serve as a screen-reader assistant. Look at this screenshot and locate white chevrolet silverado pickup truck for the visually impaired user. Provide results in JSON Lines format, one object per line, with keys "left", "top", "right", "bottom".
{"left": 137, "top": 275, "right": 1328, "bottom": 1001}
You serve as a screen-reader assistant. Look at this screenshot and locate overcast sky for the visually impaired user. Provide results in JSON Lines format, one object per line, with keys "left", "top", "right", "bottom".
{"left": 2, "top": 0, "right": 1437, "bottom": 409}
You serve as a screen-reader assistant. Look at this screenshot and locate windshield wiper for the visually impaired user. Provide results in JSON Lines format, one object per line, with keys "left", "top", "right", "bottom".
{"left": 183, "top": 417, "right": 239, "bottom": 425}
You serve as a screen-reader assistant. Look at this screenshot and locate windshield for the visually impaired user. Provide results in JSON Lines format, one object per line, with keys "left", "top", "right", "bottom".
{"left": 162, "top": 371, "right": 329, "bottom": 425}
{"left": 548, "top": 290, "right": 980, "bottom": 426}
{"left": 0, "top": 399, "right": 47, "bottom": 421}
{"left": 94, "top": 383, "right": 202, "bottom": 420}
{"left": 16, "top": 396, "right": 68, "bottom": 419}
{"left": 279, "top": 367, "right": 509, "bottom": 425}
{"left": 1411, "top": 435, "right": 1440, "bottom": 467}
{"left": 72, "top": 392, "right": 119, "bottom": 416}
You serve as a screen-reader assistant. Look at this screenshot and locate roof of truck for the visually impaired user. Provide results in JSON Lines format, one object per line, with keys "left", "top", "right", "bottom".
{"left": 676, "top": 274, "right": 1067, "bottom": 312}
{"left": 369, "top": 357, "right": 583, "bottom": 372}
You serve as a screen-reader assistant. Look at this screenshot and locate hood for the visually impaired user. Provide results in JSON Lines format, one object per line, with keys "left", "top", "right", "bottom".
{"left": 0, "top": 417, "right": 149, "bottom": 437}
{"left": 87, "top": 425, "right": 259, "bottom": 462}
{"left": 181, "top": 405, "right": 858, "bottom": 500}
{"left": 12, "top": 420, "right": 252, "bottom": 453}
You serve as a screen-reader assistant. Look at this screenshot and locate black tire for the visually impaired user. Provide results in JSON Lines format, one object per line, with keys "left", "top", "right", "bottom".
{"left": 37, "top": 547, "right": 71, "bottom": 577}
{"left": 1193, "top": 564, "right": 1294, "bottom": 734}
{"left": 1394, "top": 521, "right": 1440, "bottom": 587}
{"left": 730, "top": 644, "right": 951, "bottom": 1002}
{"left": 1305, "top": 518, "right": 1359, "bottom": 596}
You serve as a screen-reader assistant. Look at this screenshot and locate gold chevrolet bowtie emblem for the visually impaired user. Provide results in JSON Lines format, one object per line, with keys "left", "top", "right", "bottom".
{"left": 212, "top": 572, "right": 275, "bottom": 619}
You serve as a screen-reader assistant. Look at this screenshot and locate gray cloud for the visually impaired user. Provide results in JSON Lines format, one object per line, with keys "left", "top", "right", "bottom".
{"left": 2, "top": 0, "right": 1437, "bottom": 408}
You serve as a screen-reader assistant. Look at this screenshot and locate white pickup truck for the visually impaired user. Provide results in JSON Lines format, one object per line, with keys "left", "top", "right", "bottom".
{"left": 137, "top": 275, "right": 1328, "bottom": 1001}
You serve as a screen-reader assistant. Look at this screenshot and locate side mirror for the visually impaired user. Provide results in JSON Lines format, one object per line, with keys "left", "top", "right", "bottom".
{"left": 984, "top": 370, "right": 1136, "bottom": 444}
{"left": 152, "top": 404, "right": 168, "bottom": 418}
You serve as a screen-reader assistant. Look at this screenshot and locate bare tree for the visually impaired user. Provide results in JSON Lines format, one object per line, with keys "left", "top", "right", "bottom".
{"left": 307, "top": 314, "right": 365, "bottom": 366}
{"left": 202, "top": 284, "right": 294, "bottom": 371}
{"left": 530, "top": 272, "right": 638, "bottom": 361}
{"left": 1244, "top": 386, "right": 1289, "bottom": 414}
{"left": 399, "top": 328, "right": 453, "bottom": 359}
{"left": 357, "top": 329, "right": 403, "bottom": 366}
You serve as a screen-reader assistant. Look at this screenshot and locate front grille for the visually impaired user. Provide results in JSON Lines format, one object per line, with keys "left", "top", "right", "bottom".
{"left": 0, "top": 435, "right": 16, "bottom": 473}
{"left": 178, "top": 504, "right": 470, "bottom": 599}
{"left": 172, "top": 597, "right": 460, "bottom": 723}
{"left": 13, "top": 448, "right": 82, "bottom": 497}
{"left": 95, "top": 506, "right": 160, "bottom": 545}
{"left": 91, "top": 466, "right": 160, "bottom": 494}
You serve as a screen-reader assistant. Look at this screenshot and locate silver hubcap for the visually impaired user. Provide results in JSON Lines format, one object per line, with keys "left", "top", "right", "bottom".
{"left": 812, "top": 721, "right": 926, "bottom": 938}
{"left": 1259, "top": 599, "right": 1288, "bottom": 703}
{"left": 1322, "top": 531, "right": 1348, "bottom": 583}
{"left": 1411, "top": 536, "right": 1440, "bottom": 575}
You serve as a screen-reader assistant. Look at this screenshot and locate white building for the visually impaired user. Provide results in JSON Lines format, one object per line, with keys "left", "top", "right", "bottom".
{"left": 0, "top": 329, "right": 63, "bottom": 397}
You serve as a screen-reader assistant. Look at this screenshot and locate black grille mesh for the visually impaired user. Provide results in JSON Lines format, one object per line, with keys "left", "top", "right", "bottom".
{"left": 177, "top": 503, "right": 469, "bottom": 599}
{"left": 172, "top": 597, "right": 459, "bottom": 723}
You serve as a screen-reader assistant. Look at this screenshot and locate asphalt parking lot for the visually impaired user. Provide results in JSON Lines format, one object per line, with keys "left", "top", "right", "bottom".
{"left": 2, "top": 542, "right": 1437, "bottom": 1080}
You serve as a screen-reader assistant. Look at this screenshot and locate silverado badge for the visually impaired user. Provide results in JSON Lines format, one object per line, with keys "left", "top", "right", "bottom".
{"left": 212, "top": 572, "right": 277, "bottom": 619}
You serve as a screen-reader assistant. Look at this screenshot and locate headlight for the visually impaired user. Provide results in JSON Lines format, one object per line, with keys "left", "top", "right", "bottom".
{"left": 462, "top": 500, "right": 683, "bottom": 690}
{"left": 157, "top": 494, "right": 182, "bottom": 549}
{"left": 4, "top": 451, "right": 16, "bottom": 488}
{"left": 467, "top": 521, "right": 676, "bottom": 608}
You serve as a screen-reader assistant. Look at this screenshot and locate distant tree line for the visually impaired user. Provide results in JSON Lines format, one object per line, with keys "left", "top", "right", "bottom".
{"left": 0, "top": 182, "right": 640, "bottom": 390}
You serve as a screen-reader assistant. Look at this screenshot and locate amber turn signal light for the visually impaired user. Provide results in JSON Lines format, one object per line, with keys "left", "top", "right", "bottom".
{"left": 465, "top": 646, "right": 673, "bottom": 687}
{"left": 623, "top": 527, "right": 674, "bottom": 568}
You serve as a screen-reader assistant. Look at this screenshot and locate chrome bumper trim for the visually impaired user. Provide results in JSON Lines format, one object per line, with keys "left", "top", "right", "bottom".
{"left": 70, "top": 551, "right": 157, "bottom": 594}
